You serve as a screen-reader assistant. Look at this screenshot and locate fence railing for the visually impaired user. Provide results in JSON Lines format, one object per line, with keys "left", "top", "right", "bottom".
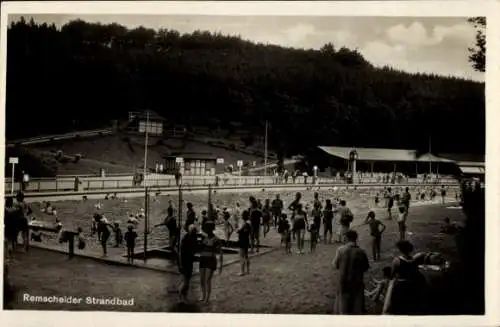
{"left": 4, "top": 174, "right": 459, "bottom": 194}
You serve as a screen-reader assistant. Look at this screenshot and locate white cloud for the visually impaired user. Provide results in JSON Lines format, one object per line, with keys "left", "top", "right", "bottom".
{"left": 386, "top": 21, "right": 476, "bottom": 47}
{"left": 386, "top": 22, "right": 430, "bottom": 46}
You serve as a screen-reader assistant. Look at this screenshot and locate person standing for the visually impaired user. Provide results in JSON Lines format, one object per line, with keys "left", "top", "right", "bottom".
{"left": 15, "top": 192, "right": 31, "bottom": 252}
{"left": 288, "top": 192, "right": 302, "bottom": 241}
{"left": 167, "top": 214, "right": 181, "bottom": 253}
{"left": 124, "top": 225, "right": 138, "bottom": 264}
{"left": 323, "top": 199, "right": 334, "bottom": 244}
{"left": 401, "top": 187, "right": 411, "bottom": 214}
{"left": 184, "top": 202, "right": 197, "bottom": 232}
{"left": 440, "top": 185, "right": 447, "bottom": 205}
{"left": 293, "top": 204, "right": 308, "bottom": 254}
{"left": 397, "top": 206, "right": 407, "bottom": 241}
{"left": 338, "top": 200, "right": 354, "bottom": 243}
{"left": 233, "top": 203, "right": 241, "bottom": 230}
{"left": 4, "top": 197, "right": 19, "bottom": 260}
{"left": 98, "top": 217, "right": 112, "bottom": 257}
{"left": 249, "top": 197, "right": 262, "bottom": 253}
{"left": 237, "top": 219, "right": 252, "bottom": 276}
{"left": 222, "top": 208, "right": 234, "bottom": 242}
{"left": 365, "top": 211, "right": 386, "bottom": 261}
{"left": 262, "top": 199, "right": 272, "bottom": 237}
{"left": 332, "top": 230, "right": 370, "bottom": 314}
{"left": 178, "top": 224, "right": 199, "bottom": 303}
{"left": 199, "top": 221, "right": 223, "bottom": 304}
{"left": 386, "top": 187, "right": 394, "bottom": 220}
{"left": 271, "top": 194, "right": 283, "bottom": 228}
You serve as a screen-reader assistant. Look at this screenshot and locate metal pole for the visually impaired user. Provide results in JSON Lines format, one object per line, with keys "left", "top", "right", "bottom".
{"left": 11, "top": 163, "right": 15, "bottom": 195}
{"left": 143, "top": 111, "right": 150, "bottom": 263}
{"left": 208, "top": 184, "right": 212, "bottom": 221}
{"left": 144, "top": 187, "right": 148, "bottom": 262}
{"left": 144, "top": 111, "right": 150, "bottom": 183}
{"left": 264, "top": 120, "right": 268, "bottom": 177}
{"left": 178, "top": 184, "right": 182, "bottom": 251}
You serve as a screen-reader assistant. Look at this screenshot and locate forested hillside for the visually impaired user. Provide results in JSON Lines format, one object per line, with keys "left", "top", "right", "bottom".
{"left": 6, "top": 18, "right": 485, "bottom": 157}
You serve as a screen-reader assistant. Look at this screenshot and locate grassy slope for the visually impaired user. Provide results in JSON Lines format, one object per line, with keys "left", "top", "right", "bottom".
{"left": 20, "top": 134, "right": 264, "bottom": 176}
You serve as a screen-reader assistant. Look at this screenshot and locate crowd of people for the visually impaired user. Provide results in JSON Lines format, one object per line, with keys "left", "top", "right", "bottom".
{"left": 4, "top": 184, "right": 456, "bottom": 313}
{"left": 158, "top": 185, "right": 453, "bottom": 311}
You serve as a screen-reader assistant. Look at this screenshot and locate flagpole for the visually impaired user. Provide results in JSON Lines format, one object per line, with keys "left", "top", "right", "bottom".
{"left": 143, "top": 110, "right": 150, "bottom": 261}
{"left": 428, "top": 135, "right": 432, "bottom": 175}
{"left": 264, "top": 120, "right": 268, "bottom": 177}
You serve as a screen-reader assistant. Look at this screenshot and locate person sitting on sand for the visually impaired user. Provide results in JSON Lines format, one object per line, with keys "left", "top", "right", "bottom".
{"left": 77, "top": 227, "right": 86, "bottom": 250}
{"left": 365, "top": 266, "right": 391, "bottom": 312}
{"left": 30, "top": 226, "right": 42, "bottom": 242}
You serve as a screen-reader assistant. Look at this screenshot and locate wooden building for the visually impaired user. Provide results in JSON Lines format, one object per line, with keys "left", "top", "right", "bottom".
{"left": 163, "top": 154, "right": 220, "bottom": 176}
{"left": 127, "top": 110, "right": 165, "bottom": 136}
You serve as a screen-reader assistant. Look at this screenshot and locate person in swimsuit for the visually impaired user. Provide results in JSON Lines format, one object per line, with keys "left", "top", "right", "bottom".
{"left": 293, "top": 204, "right": 308, "bottom": 254}
{"left": 178, "top": 224, "right": 198, "bottom": 303}
{"left": 124, "top": 225, "right": 138, "bottom": 264}
{"left": 222, "top": 208, "right": 234, "bottom": 242}
{"left": 397, "top": 206, "right": 407, "bottom": 241}
{"left": 271, "top": 194, "right": 283, "bottom": 228}
{"left": 98, "top": 218, "right": 112, "bottom": 257}
{"left": 323, "top": 199, "right": 334, "bottom": 244}
{"left": 288, "top": 192, "right": 302, "bottom": 241}
{"left": 311, "top": 202, "right": 322, "bottom": 244}
{"left": 15, "top": 192, "right": 31, "bottom": 252}
{"left": 233, "top": 203, "right": 241, "bottom": 230}
{"left": 365, "top": 211, "right": 386, "bottom": 261}
{"left": 184, "top": 202, "right": 197, "bottom": 232}
{"left": 237, "top": 219, "right": 252, "bottom": 276}
{"left": 199, "top": 221, "right": 223, "bottom": 304}
{"left": 313, "top": 192, "right": 323, "bottom": 210}
{"left": 386, "top": 187, "right": 394, "bottom": 220}
{"left": 249, "top": 197, "right": 262, "bottom": 253}
{"left": 262, "top": 199, "right": 272, "bottom": 237}
{"left": 4, "top": 197, "right": 19, "bottom": 260}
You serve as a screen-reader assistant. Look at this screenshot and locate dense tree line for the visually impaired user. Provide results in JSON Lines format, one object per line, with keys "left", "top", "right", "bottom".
{"left": 7, "top": 18, "right": 485, "bottom": 157}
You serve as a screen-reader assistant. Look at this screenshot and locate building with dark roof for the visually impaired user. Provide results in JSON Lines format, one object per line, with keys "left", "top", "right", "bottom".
{"left": 311, "top": 146, "right": 482, "bottom": 177}
{"left": 127, "top": 110, "right": 165, "bottom": 136}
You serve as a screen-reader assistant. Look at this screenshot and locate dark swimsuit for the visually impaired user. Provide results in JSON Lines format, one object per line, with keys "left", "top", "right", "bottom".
{"left": 199, "top": 235, "right": 219, "bottom": 271}
{"left": 294, "top": 213, "right": 306, "bottom": 231}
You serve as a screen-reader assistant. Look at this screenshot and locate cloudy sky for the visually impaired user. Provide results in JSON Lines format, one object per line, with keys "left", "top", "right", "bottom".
{"left": 9, "top": 14, "right": 484, "bottom": 82}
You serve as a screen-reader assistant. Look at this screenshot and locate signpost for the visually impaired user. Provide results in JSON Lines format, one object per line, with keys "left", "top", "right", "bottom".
{"left": 9, "top": 157, "right": 18, "bottom": 195}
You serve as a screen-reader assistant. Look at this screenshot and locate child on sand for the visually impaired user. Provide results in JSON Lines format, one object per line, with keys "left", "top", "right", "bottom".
{"left": 114, "top": 222, "right": 123, "bottom": 247}
{"left": 124, "top": 226, "right": 138, "bottom": 264}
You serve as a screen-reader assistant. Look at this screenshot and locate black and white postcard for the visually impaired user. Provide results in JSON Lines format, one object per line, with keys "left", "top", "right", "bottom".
{"left": 1, "top": 1, "right": 499, "bottom": 327}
